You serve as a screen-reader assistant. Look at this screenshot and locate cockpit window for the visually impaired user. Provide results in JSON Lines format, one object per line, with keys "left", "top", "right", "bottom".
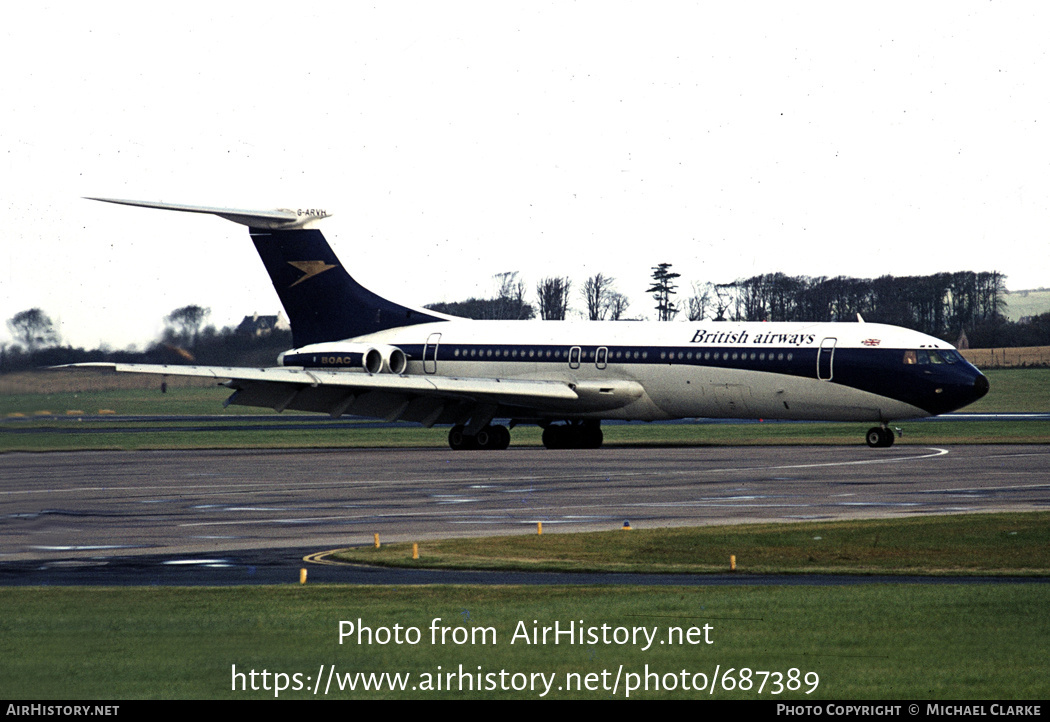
{"left": 904, "top": 349, "right": 962, "bottom": 365}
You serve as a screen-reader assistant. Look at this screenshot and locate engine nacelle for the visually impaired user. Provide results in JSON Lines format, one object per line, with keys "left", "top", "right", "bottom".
{"left": 278, "top": 341, "right": 407, "bottom": 374}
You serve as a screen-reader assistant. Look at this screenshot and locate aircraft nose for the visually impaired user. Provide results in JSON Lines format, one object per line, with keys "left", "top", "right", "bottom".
{"left": 925, "top": 368, "right": 990, "bottom": 415}
{"left": 973, "top": 373, "right": 989, "bottom": 399}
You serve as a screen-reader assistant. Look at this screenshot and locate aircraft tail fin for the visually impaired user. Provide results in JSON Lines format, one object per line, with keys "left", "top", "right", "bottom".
{"left": 248, "top": 226, "right": 447, "bottom": 345}
{"left": 87, "top": 197, "right": 450, "bottom": 346}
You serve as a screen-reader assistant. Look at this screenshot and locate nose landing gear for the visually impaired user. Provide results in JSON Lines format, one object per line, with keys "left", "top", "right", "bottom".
{"left": 865, "top": 425, "right": 900, "bottom": 448}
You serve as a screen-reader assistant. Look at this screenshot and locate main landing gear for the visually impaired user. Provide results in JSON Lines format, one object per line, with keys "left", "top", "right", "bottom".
{"left": 447, "top": 420, "right": 605, "bottom": 451}
{"left": 541, "top": 421, "right": 603, "bottom": 450}
{"left": 448, "top": 424, "right": 511, "bottom": 451}
{"left": 865, "top": 425, "right": 898, "bottom": 448}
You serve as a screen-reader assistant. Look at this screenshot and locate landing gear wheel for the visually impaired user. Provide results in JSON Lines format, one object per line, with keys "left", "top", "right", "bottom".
{"left": 449, "top": 424, "right": 511, "bottom": 451}
{"left": 492, "top": 425, "right": 511, "bottom": 450}
{"left": 542, "top": 421, "right": 603, "bottom": 449}
{"left": 865, "top": 428, "right": 881, "bottom": 447}
{"left": 475, "top": 425, "right": 511, "bottom": 450}
{"left": 865, "top": 427, "right": 894, "bottom": 448}
{"left": 541, "top": 425, "right": 564, "bottom": 449}
{"left": 581, "top": 425, "right": 603, "bottom": 449}
{"left": 449, "top": 425, "right": 476, "bottom": 451}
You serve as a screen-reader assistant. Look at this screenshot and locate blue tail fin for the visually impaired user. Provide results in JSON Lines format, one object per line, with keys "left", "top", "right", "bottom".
{"left": 248, "top": 227, "right": 445, "bottom": 346}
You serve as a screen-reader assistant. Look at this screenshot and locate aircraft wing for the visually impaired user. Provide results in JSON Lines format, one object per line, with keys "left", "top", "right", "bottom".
{"left": 62, "top": 363, "right": 642, "bottom": 426}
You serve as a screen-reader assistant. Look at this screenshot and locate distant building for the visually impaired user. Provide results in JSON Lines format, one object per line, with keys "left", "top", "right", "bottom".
{"left": 237, "top": 311, "right": 290, "bottom": 337}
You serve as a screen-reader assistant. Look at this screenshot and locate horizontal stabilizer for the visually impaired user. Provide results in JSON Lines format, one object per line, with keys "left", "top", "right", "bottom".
{"left": 85, "top": 197, "right": 331, "bottom": 230}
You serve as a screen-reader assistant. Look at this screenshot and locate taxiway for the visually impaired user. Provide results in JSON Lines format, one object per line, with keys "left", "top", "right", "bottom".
{"left": 3, "top": 445, "right": 1046, "bottom": 565}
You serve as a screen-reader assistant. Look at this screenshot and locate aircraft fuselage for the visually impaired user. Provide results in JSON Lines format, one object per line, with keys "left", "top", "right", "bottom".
{"left": 280, "top": 318, "right": 988, "bottom": 425}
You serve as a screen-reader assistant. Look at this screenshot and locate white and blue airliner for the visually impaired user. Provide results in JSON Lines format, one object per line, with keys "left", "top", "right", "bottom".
{"left": 79, "top": 198, "right": 989, "bottom": 450}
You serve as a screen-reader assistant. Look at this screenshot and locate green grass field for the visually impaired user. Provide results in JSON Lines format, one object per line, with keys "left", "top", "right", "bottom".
{"left": 0, "top": 382, "right": 262, "bottom": 418}
{"left": 1, "top": 583, "right": 1047, "bottom": 699}
{"left": 1004, "top": 288, "right": 1050, "bottom": 321}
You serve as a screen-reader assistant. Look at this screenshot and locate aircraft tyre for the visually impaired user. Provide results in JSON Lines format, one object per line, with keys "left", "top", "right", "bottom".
{"left": 865, "top": 426, "right": 894, "bottom": 448}
{"left": 448, "top": 424, "right": 511, "bottom": 451}
{"left": 475, "top": 425, "right": 511, "bottom": 451}
{"left": 448, "top": 425, "right": 475, "bottom": 450}
{"left": 542, "top": 422, "right": 603, "bottom": 450}
{"left": 496, "top": 425, "right": 512, "bottom": 449}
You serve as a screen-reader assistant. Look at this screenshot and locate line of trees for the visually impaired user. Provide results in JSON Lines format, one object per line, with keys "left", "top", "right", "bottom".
{"left": 424, "top": 271, "right": 536, "bottom": 320}
{"left": 1, "top": 305, "right": 292, "bottom": 374}
{"left": 425, "top": 266, "right": 1049, "bottom": 349}
{"left": 704, "top": 271, "right": 1009, "bottom": 338}
{"left": 426, "top": 271, "right": 632, "bottom": 322}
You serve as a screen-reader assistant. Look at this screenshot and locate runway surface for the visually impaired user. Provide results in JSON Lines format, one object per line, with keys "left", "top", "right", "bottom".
{"left": 2, "top": 444, "right": 1048, "bottom": 584}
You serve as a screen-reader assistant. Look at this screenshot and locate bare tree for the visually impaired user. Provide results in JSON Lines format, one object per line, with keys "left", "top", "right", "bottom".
{"left": 606, "top": 292, "right": 630, "bottom": 321}
{"left": 582, "top": 273, "right": 615, "bottom": 320}
{"left": 492, "top": 272, "right": 533, "bottom": 320}
{"left": 713, "top": 284, "right": 734, "bottom": 321}
{"left": 536, "top": 277, "right": 572, "bottom": 320}
{"left": 687, "top": 281, "right": 712, "bottom": 321}
{"left": 7, "top": 308, "right": 59, "bottom": 352}
{"left": 165, "top": 305, "right": 211, "bottom": 348}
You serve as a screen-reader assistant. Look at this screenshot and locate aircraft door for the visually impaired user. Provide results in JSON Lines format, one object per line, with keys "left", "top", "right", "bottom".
{"left": 595, "top": 346, "right": 608, "bottom": 370}
{"left": 817, "top": 337, "right": 836, "bottom": 380}
{"left": 424, "top": 333, "right": 441, "bottom": 374}
{"left": 569, "top": 346, "right": 581, "bottom": 369}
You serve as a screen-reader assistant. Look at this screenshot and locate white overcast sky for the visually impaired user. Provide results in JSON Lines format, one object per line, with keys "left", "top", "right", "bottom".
{"left": 2, "top": 2, "right": 1049, "bottom": 350}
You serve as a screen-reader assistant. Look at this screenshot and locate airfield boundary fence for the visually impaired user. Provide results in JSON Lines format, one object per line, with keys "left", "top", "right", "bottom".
{"left": 961, "top": 345, "right": 1050, "bottom": 369}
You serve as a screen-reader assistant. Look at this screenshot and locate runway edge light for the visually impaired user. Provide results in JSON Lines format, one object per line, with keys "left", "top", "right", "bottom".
{"left": 622, "top": 520, "right": 632, "bottom": 530}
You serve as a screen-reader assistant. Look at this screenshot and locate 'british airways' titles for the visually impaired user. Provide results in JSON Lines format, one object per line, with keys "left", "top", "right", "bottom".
{"left": 690, "top": 329, "right": 817, "bottom": 347}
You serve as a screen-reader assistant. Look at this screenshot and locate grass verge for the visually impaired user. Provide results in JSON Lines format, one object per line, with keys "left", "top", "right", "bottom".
{"left": 332, "top": 512, "right": 1050, "bottom": 576}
